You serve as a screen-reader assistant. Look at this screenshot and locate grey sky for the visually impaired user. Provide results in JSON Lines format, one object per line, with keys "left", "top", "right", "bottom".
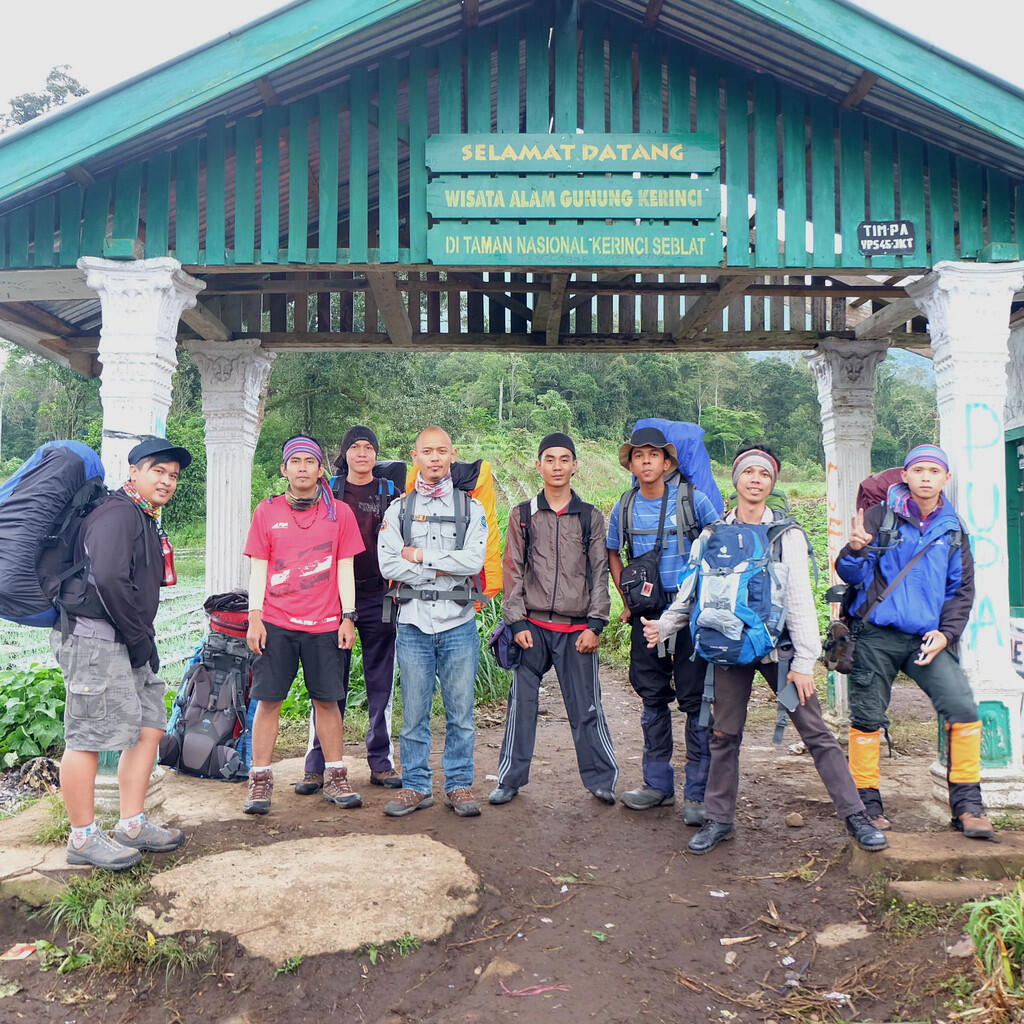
{"left": 1, "top": 0, "right": 1022, "bottom": 109}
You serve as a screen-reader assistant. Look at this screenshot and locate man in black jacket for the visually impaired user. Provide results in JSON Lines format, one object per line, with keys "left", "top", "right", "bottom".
{"left": 52, "top": 437, "right": 192, "bottom": 870}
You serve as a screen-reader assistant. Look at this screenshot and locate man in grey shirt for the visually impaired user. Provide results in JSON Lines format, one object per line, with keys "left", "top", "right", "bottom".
{"left": 377, "top": 426, "right": 488, "bottom": 818}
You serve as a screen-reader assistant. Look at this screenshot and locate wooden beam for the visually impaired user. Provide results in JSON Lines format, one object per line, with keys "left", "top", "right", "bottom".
{"left": 840, "top": 70, "right": 880, "bottom": 110}
{"left": 255, "top": 77, "right": 280, "bottom": 106}
{"left": 179, "top": 298, "right": 232, "bottom": 341}
{"left": 672, "top": 276, "right": 750, "bottom": 342}
{"left": 366, "top": 270, "right": 413, "bottom": 347}
{"left": 462, "top": 0, "right": 480, "bottom": 28}
{"left": 64, "top": 164, "right": 95, "bottom": 186}
{"left": 0, "top": 301, "right": 78, "bottom": 337}
{"left": 36, "top": 337, "right": 100, "bottom": 377}
{"left": 849, "top": 274, "right": 904, "bottom": 308}
{"left": 854, "top": 298, "right": 920, "bottom": 338}
{"left": 643, "top": 0, "right": 666, "bottom": 28}
{"left": 546, "top": 274, "right": 569, "bottom": 345}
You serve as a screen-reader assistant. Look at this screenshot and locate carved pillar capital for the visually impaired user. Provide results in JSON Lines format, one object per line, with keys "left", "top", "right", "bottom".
{"left": 1003, "top": 324, "right": 1024, "bottom": 428}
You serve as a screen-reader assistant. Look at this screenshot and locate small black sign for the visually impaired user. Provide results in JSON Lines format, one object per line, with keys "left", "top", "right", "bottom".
{"left": 857, "top": 220, "right": 916, "bottom": 256}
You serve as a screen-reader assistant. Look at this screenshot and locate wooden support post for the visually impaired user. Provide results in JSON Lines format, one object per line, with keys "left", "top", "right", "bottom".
{"left": 180, "top": 298, "right": 233, "bottom": 341}
{"left": 366, "top": 269, "right": 413, "bottom": 347}
{"left": 672, "top": 276, "right": 750, "bottom": 342}
{"left": 545, "top": 273, "right": 569, "bottom": 346}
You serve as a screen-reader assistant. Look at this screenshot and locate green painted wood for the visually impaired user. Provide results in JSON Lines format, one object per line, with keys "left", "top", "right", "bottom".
{"left": 0, "top": 218, "right": 7, "bottom": 269}
{"left": 752, "top": 76, "right": 778, "bottom": 267}
{"left": 810, "top": 98, "right": 834, "bottom": 267}
{"left": 437, "top": 40, "right": 462, "bottom": 135}
{"left": 102, "top": 239, "right": 140, "bottom": 258}
{"left": 465, "top": 35, "right": 490, "bottom": 333}
{"left": 8, "top": 206, "right": 29, "bottom": 267}
{"left": 175, "top": 137, "right": 201, "bottom": 264}
{"left": 428, "top": 176, "right": 718, "bottom": 219}
{"left": 497, "top": 19, "right": 521, "bottom": 131}
{"left": 111, "top": 164, "right": 142, "bottom": 245}
{"left": 58, "top": 186, "right": 82, "bottom": 266}
{"left": 978, "top": 242, "right": 1020, "bottom": 262}
{"left": 79, "top": 180, "right": 109, "bottom": 258}
{"left": 694, "top": 56, "right": 718, "bottom": 137}
{"left": 427, "top": 220, "right": 721, "bottom": 266}
{"left": 927, "top": 145, "right": 955, "bottom": 261}
{"left": 897, "top": 133, "right": 925, "bottom": 269}
{"left": 957, "top": 156, "right": 984, "bottom": 257}
{"left": 407, "top": 55, "right": 428, "bottom": 263}
{"left": 838, "top": 112, "right": 866, "bottom": 266}
{"left": 637, "top": 35, "right": 661, "bottom": 134}
{"left": 377, "top": 60, "right": 399, "bottom": 264}
{"left": 608, "top": 32, "right": 632, "bottom": 133}
{"left": 581, "top": 8, "right": 605, "bottom": 133}
{"left": 986, "top": 169, "right": 1013, "bottom": 243}
{"left": 428, "top": 133, "right": 720, "bottom": 173}
{"left": 32, "top": 195, "right": 56, "bottom": 267}
{"left": 1017, "top": 184, "right": 1024, "bottom": 247}
{"left": 553, "top": 0, "right": 578, "bottom": 132}
{"left": 667, "top": 43, "right": 691, "bottom": 134}
{"left": 318, "top": 87, "right": 340, "bottom": 264}
{"left": 144, "top": 153, "right": 170, "bottom": 259}
{"left": 348, "top": 69, "right": 369, "bottom": 263}
{"left": 781, "top": 90, "right": 806, "bottom": 267}
{"left": 205, "top": 117, "right": 227, "bottom": 265}
{"left": 288, "top": 101, "right": 310, "bottom": 264}
{"left": 233, "top": 118, "right": 257, "bottom": 263}
{"left": 524, "top": 15, "right": 549, "bottom": 133}
{"left": 260, "top": 106, "right": 283, "bottom": 264}
{"left": 725, "top": 75, "right": 750, "bottom": 267}
{"left": 868, "top": 120, "right": 896, "bottom": 268}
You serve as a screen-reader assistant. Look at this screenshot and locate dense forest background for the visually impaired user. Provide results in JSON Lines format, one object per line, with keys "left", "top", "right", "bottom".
{"left": 0, "top": 343, "right": 939, "bottom": 529}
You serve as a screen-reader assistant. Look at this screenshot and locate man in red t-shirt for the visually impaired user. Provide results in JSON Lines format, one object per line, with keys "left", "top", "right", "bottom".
{"left": 243, "top": 435, "right": 364, "bottom": 815}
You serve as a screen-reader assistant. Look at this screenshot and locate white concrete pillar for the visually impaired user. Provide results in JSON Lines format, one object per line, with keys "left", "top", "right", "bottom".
{"left": 78, "top": 257, "right": 205, "bottom": 486}
{"left": 805, "top": 338, "right": 889, "bottom": 720}
{"left": 189, "top": 340, "right": 276, "bottom": 595}
{"left": 906, "top": 260, "right": 1024, "bottom": 807}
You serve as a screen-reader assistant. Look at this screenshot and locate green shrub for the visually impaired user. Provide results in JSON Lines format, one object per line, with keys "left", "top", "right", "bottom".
{"left": 0, "top": 665, "right": 65, "bottom": 768}
{"left": 964, "top": 883, "right": 1024, "bottom": 991}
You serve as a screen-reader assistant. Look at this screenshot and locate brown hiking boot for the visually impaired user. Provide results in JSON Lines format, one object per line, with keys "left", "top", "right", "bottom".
{"left": 954, "top": 811, "right": 995, "bottom": 840}
{"left": 383, "top": 788, "right": 434, "bottom": 817}
{"left": 871, "top": 814, "right": 892, "bottom": 831}
{"left": 323, "top": 766, "right": 362, "bottom": 809}
{"left": 294, "top": 771, "right": 323, "bottom": 796}
{"left": 370, "top": 768, "right": 402, "bottom": 788}
{"left": 243, "top": 769, "right": 274, "bottom": 815}
{"left": 444, "top": 787, "right": 481, "bottom": 817}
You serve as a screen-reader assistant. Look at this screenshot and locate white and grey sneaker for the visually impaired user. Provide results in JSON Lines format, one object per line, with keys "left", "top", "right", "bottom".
{"left": 112, "top": 819, "right": 185, "bottom": 853}
{"left": 66, "top": 831, "right": 142, "bottom": 871}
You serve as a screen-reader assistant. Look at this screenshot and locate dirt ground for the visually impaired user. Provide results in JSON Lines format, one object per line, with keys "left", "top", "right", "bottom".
{"left": 0, "top": 668, "right": 977, "bottom": 1023}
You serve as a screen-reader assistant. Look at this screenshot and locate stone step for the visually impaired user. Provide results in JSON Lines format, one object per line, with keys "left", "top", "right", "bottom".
{"left": 888, "top": 878, "right": 1017, "bottom": 905}
{"left": 850, "top": 829, "right": 1024, "bottom": 881}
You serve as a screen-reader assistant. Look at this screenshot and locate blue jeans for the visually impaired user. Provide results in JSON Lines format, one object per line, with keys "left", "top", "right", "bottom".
{"left": 395, "top": 619, "right": 479, "bottom": 794}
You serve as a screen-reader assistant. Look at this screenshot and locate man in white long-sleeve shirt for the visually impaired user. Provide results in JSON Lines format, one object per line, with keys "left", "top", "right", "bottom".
{"left": 377, "top": 426, "right": 488, "bottom": 818}
{"left": 643, "top": 444, "right": 887, "bottom": 855}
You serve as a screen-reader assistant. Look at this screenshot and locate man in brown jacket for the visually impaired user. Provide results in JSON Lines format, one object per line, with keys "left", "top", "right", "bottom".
{"left": 489, "top": 432, "right": 618, "bottom": 806}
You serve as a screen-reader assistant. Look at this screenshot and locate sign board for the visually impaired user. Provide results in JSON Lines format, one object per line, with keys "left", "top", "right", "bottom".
{"left": 425, "top": 132, "right": 722, "bottom": 267}
{"left": 857, "top": 220, "right": 916, "bottom": 256}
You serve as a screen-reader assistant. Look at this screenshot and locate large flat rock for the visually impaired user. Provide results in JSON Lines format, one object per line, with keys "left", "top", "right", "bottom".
{"left": 850, "top": 829, "right": 1024, "bottom": 880}
{"left": 136, "top": 833, "right": 479, "bottom": 963}
{"left": 0, "top": 799, "right": 86, "bottom": 906}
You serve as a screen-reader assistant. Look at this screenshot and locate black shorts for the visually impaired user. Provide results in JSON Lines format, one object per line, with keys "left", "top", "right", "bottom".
{"left": 251, "top": 622, "right": 349, "bottom": 703}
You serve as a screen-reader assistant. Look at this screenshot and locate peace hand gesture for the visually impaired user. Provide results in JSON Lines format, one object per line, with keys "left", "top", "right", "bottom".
{"left": 848, "top": 508, "right": 873, "bottom": 552}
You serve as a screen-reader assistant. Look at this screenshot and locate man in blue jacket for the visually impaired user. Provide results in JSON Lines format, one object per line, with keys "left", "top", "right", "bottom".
{"left": 836, "top": 443, "right": 992, "bottom": 840}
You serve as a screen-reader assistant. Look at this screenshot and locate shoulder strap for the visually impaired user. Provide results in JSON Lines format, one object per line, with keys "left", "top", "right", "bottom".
{"left": 858, "top": 532, "right": 948, "bottom": 621}
{"left": 329, "top": 475, "right": 345, "bottom": 501}
{"left": 400, "top": 491, "right": 415, "bottom": 546}
{"left": 620, "top": 487, "right": 638, "bottom": 559}
{"left": 675, "top": 481, "right": 699, "bottom": 544}
{"left": 455, "top": 489, "right": 470, "bottom": 549}
{"left": 518, "top": 499, "right": 534, "bottom": 570}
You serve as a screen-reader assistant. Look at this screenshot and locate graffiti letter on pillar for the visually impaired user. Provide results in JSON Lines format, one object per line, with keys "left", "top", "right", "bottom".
{"left": 967, "top": 595, "right": 1004, "bottom": 652}
{"left": 965, "top": 482, "right": 1003, "bottom": 570}
{"left": 964, "top": 402, "right": 1002, "bottom": 469}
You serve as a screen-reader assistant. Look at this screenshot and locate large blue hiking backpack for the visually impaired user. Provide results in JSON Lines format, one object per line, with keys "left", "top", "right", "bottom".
{"left": 0, "top": 441, "right": 109, "bottom": 628}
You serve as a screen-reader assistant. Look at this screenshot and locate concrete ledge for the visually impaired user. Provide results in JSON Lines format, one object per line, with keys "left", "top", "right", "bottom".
{"left": 850, "top": 829, "right": 1024, "bottom": 880}
{"left": 889, "top": 878, "right": 1017, "bottom": 905}
{"left": 0, "top": 801, "right": 85, "bottom": 906}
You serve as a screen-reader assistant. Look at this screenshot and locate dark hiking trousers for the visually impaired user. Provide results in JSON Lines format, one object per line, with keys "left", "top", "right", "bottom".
{"left": 495, "top": 624, "right": 618, "bottom": 793}
{"left": 628, "top": 613, "right": 710, "bottom": 799}
{"left": 848, "top": 620, "right": 982, "bottom": 817}
{"left": 304, "top": 587, "right": 398, "bottom": 775}
{"left": 703, "top": 660, "right": 864, "bottom": 825}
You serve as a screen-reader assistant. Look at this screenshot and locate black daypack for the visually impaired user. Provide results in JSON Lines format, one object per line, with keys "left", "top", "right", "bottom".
{"left": 618, "top": 487, "right": 670, "bottom": 616}
{"left": 158, "top": 625, "right": 254, "bottom": 782}
{"left": 329, "top": 459, "right": 407, "bottom": 503}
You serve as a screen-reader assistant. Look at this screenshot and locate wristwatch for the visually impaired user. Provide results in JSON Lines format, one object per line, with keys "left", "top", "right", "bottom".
{"left": 342, "top": 611, "right": 357, "bottom": 622}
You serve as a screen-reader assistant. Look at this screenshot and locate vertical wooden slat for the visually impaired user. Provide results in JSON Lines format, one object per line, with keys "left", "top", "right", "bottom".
{"left": 242, "top": 293, "right": 261, "bottom": 333}
{"left": 725, "top": 74, "right": 749, "bottom": 267}
{"left": 868, "top": 120, "right": 896, "bottom": 269}
{"left": 667, "top": 44, "right": 690, "bottom": 133}
{"left": 234, "top": 117, "right": 257, "bottom": 264}
{"left": 553, "top": 0, "right": 578, "bottom": 131}
{"left": 339, "top": 271, "right": 353, "bottom": 332}
{"left": 465, "top": 31, "right": 490, "bottom": 333}
{"left": 260, "top": 106, "right": 282, "bottom": 264}
{"left": 80, "top": 180, "right": 110, "bottom": 258}
{"left": 364, "top": 282, "right": 378, "bottom": 332}
{"left": 287, "top": 102, "right": 309, "bottom": 264}
{"left": 58, "top": 186, "right": 82, "bottom": 267}
{"left": 269, "top": 291, "right": 286, "bottom": 332}
{"left": 427, "top": 273, "right": 441, "bottom": 333}
{"left": 407, "top": 54, "right": 428, "bottom": 264}
{"left": 637, "top": 27, "right": 660, "bottom": 329}
{"left": 897, "top": 134, "right": 925, "bottom": 271}
{"left": 205, "top": 116, "right": 227, "bottom": 265}
{"left": 175, "top": 137, "right": 201, "bottom": 264}
{"left": 987, "top": 169, "right": 1014, "bottom": 244}
{"left": 576, "top": 274, "right": 593, "bottom": 334}
{"left": 753, "top": 76, "right": 778, "bottom": 268}
{"left": 524, "top": 15, "right": 548, "bottom": 132}
{"left": 694, "top": 56, "right": 717, "bottom": 137}
{"left": 810, "top": 98, "right": 834, "bottom": 267}
{"left": 581, "top": 8, "right": 605, "bottom": 133}
{"left": 8, "top": 207, "right": 30, "bottom": 267}
{"left": 112, "top": 165, "right": 141, "bottom": 244}
{"left": 408, "top": 271, "right": 422, "bottom": 333}
{"left": 348, "top": 70, "right": 369, "bottom": 264}
{"left": 769, "top": 275, "right": 785, "bottom": 331}
{"left": 32, "top": 195, "right": 56, "bottom": 267}
{"left": 956, "top": 157, "right": 984, "bottom": 258}
{"left": 221, "top": 295, "right": 243, "bottom": 334}
{"left": 839, "top": 112, "right": 866, "bottom": 267}
{"left": 610, "top": 32, "right": 634, "bottom": 332}
{"left": 781, "top": 90, "right": 806, "bottom": 268}
{"left": 927, "top": 145, "right": 955, "bottom": 262}
{"left": 497, "top": 22, "right": 520, "bottom": 131}
{"left": 750, "top": 277, "right": 765, "bottom": 331}
{"left": 435, "top": 42, "right": 461, "bottom": 333}
{"left": 377, "top": 59, "right": 399, "bottom": 263}
{"left": 318, "top": 87, "right": 340, "bottom": 265}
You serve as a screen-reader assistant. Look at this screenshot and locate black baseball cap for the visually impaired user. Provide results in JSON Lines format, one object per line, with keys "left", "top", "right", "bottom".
{"left": 128, "top": 436, "right": 193, "bottom": 470}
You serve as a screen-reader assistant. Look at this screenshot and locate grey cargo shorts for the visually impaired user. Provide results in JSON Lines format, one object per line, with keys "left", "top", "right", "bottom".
{"left": 50, "top": 630, "right": 167, "bottom": 752}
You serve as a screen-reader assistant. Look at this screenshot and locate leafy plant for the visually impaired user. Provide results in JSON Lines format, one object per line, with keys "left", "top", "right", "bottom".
{"left": 35, "top": 938, "right": 92, "bottom": 974}
{"left": 359, "top": 941, "right": 382, "bottom": 966}
{"left": 964, "top": 884, "right": 1024, "bottom": 991}
{"left": 0, "top": 664, "right": 66, "bottom": 767}
{"left": 393, "top": 933, "right": 421, "bottom": 958}
{"left": 274, "top": 955, "right": 304, "bottom": 977}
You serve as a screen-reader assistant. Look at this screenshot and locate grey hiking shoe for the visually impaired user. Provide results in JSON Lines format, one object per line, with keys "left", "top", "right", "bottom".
{"left": 683, "top": 800, "right": 705, "bottom": 826}
{"left": 112, "top": 819, "right": 185, "bottom": 853}
{"left": 66, "top": 831, "right": 142, "bottom": 871}
{"left": 243, "top": 769, "right": 274, "bottom": 815}
{"left": 323, "top": 766, "right": 362, "bottom": 808}
{"left": 620, "top": 785, "right": 675, "bottom": 810}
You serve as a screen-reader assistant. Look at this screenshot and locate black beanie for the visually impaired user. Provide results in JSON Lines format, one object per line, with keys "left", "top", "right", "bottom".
{"left": 341, "top": 425, "right": 379, "bottom": 455}
{"left": 538, "top": 432, "right": 576, "bottom": 459}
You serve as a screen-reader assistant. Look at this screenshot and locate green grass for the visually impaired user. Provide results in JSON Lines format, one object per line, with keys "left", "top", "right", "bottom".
{"left": 964, "top": 883, "right": 1024, "bottom": 991}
